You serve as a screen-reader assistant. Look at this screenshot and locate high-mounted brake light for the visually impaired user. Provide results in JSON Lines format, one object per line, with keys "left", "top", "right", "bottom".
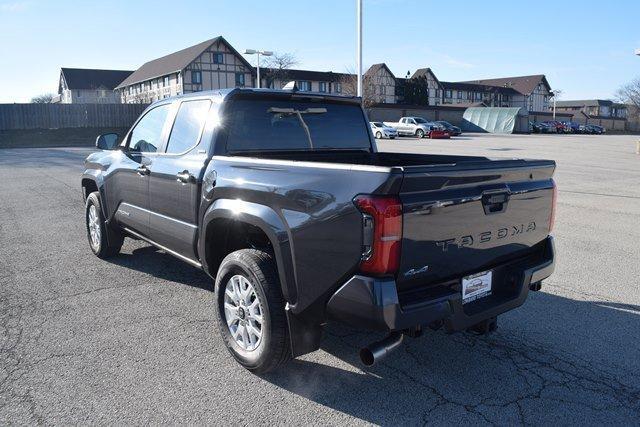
{"left": 354, "top": 195, "right": 402, "bottom": 276}
{"left": 549, "top": 181, "right": 558, "bottom": 232}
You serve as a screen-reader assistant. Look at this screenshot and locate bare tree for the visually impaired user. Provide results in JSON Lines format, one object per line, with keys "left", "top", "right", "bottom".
{"left": 339, "top": 67, "right": 377, "bottom": 107}
{"left": 30, "top": 93, "right": 54, "bottom": 103}
{"left": 616, "top": 77, "right": 640, "bottom": 109}
{"left": 262, "top": 52, "right": 299, "bottom": 88}
{"left": 616, "top": 77, "right": 640, "bottom": 123}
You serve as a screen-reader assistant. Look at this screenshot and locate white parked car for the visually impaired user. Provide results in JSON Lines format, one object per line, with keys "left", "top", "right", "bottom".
{"left": 370, "top": 121, "right": 398, "bottom": 139}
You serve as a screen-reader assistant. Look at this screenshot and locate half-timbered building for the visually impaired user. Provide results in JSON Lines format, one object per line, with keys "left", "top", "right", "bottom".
{"left": 115, "top": 36, "right": 254, "bottom": 103}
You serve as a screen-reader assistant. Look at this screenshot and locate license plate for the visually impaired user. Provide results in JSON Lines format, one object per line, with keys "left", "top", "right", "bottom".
{"left": 462, "top": 270, "right": 493, "bottom": 304}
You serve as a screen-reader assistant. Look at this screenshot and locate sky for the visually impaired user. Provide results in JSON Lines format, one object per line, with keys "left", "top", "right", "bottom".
{"left": 0, "top": 0, "right": 639, "bottom": 103}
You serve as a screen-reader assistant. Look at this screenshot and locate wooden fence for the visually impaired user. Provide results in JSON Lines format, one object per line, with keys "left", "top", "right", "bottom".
{"left": 0, "top": 103, "right": 149, "bottom": 130}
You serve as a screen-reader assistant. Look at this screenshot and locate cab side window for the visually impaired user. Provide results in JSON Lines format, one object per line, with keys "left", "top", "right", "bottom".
{"left": 165, "top": 100, "right": 212, "bottom": 154}
{"left": 128, "top": 104, "right": 171, "bottom": 153}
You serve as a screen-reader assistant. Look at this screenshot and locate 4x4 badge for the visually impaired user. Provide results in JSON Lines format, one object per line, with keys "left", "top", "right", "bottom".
{"left": 404, "top": 265, "right": 429, "bottom": 277}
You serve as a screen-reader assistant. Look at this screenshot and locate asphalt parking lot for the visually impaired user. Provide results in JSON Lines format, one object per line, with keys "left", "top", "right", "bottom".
{"left": 1, "top": 133, "right": 640, "bottom": 425}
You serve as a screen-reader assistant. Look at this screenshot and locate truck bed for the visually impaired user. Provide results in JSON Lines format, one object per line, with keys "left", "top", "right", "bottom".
{"left": 227, "top": 150, "right": 488, "bottom": 167}
{"left": 226, "top": 149, "right": 555, "bottom": 293}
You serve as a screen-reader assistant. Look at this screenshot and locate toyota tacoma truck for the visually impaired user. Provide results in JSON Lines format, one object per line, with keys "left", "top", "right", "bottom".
{"left": 82, "top": 86, "right": 556, "bottom": 373}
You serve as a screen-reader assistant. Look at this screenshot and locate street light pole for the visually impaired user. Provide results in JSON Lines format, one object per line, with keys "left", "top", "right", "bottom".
{"left": 245, "top": 49, "right": 273, "bottom": 88}
{"left": 356, "top": 0, "right": 363, "bottom": 97}
{"left": 552, "top": 89, "right": 562, "bottom": 120}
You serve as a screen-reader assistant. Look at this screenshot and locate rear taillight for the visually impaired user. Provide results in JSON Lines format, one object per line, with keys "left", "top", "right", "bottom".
{"left": 549, "top": 181, "right": 558, "bottom": 232}
{"left": 354, "top": 195, "right": 402, "bottom": 276}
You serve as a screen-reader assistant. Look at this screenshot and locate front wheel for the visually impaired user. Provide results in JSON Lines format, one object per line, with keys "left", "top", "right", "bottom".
{"left": 415, "top": 129, "right": 425, "bottom": 138}
{"left": 215, "top": 249, "right": 291, "bottom": 373}
{"left": 85, "top": 191, "right": 123, "bottom": 258}
{"left": 375, "top": 131, "right": 382, "bottom": 139}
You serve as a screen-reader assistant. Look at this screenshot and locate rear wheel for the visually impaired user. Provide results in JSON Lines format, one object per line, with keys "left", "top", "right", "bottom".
{"left": 85, "top": 191, "right": 123, "bottom": 258}
{"left": 214, "top": 249, "right": 291, "bottom": 373}
{"left": 415, "top": 129, "right": 425, "bottom": 138}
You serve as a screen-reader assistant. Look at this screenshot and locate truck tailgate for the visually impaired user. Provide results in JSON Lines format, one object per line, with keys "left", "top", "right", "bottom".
{"left": 397, "top": 159, "right": 555, "bottom": 291}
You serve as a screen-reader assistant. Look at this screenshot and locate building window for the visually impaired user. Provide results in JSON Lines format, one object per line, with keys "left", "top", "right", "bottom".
{"left": 457, "top": 91, "right": 463, "bottom": 99}
{"left": 297, "top": 81, "right": 312, "bottom": 91}
{"left": 191, "top": 71, "right": 202, "bottom": 85}
{"left": 138, "top": 83, "right": 143, "bottom": 93}
{"left": 129, "top": 87, "right": 133, "bottom": 95}
{"left": 76, "top": 90, "right": 81, "bottom": 97}
{"left": 475, "top": 92, "right": 482, "bottom": 101}
{"left": 445, "top": 90, "right": 452, "bottom": 98}
{"left": 335, "top": 82, "right": 342, "bottom": 93}
{"left": 235, "top": 73, "right": 245, "bottom": 87}
{"left": 213, "top": 53, "right": 224, "bottom": 64}
{"left": 318, "top": 82, "right": 328, "bottom": 93}
{"left": 164, "top": 76, "right": 170, "bottom": 87}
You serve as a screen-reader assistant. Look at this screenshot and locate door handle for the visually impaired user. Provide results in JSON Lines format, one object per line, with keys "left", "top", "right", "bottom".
{"left": 176, "top": 171, "right": 194, "bottom": 183}
{"left": 136, "top": 165, "right": 150, "bottom": 176}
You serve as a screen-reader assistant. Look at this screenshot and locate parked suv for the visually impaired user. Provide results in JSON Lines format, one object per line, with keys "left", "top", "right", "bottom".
{"left": 82, "top": 87, "right": 556, "bottom": 373}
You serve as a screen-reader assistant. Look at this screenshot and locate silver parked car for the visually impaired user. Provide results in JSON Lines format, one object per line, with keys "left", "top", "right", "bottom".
{"left": 370, "top": 121, "right": 398, "bottom": 139}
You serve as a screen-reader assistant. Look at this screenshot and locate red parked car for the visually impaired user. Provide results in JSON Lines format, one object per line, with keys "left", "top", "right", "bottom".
{"left": 427, "top": 123, "right": 451, "bottom": 139}
{"left": 542, "top": 121, "right": 566, "bottom": 133}
{"left": 429, "top": 128, "right": 451, "bottom": 139}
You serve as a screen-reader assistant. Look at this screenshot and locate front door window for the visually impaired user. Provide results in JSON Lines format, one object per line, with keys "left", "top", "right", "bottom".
{"left": 128, "top": 104, "right": 171, "bottom": 153}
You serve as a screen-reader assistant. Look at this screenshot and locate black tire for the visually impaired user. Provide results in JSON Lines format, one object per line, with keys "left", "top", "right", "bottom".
{"left": 415, "top": 129, "right": 425, "bottom": 138}
{"left": 214, "top": 249, "right": 291, "bottom": 373}
{"left": 375, "top": 131, "right": 382, "bottom": 139}
{"left": 85, "top": 191, "right": 123, "bottom": 258}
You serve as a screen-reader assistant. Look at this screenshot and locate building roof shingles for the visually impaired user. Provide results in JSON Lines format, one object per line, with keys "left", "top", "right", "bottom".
{"left": 555, "top": 99, "right": 613, "bottom": 108}
{"left": 364, "top": 63, "right": 395, "bottom": 78}
{"left": 410, "top": 68, "right": 440, "bottom": 84}
{"left": 115, "top": 36, "right": 252, "bottom": 89}
{"left": 458, "top": 74, "right": 550, "bottom": 95}
{"left": 61, "top": 68, "right": 133, "bottom": 90}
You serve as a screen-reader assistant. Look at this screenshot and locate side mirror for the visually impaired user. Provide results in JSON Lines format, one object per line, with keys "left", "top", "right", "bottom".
{"left": 96, "top": 133, "right": 119, "bottom": 150}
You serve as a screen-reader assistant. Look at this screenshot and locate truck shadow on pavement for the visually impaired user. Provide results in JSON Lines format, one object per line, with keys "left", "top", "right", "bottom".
{"left": 263, "top": 292, "right": 640, "bottom": 425}
{"left": 106, "top": 245, "right": 213, "bottom": 290}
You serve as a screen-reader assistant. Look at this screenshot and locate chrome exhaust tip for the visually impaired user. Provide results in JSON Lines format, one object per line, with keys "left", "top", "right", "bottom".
{"left": 359, "top": 332, "right": 404, "bottom": 367}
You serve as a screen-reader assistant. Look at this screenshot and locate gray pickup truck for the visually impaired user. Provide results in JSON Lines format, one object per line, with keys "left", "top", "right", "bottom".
{"left": 81, "top": 87, "right": 556, "bottom": 373}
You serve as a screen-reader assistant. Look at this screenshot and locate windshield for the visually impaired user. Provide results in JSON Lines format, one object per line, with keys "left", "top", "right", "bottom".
{"left": 437, "top": 121, "right": 452, "bottom": 127}
{"left": 414, "top": 118, "right": 428, "bottom": 124}
{"left": 372, "top": 122, "right": 383, "bottom": 127}
{"left": 225, "top": 98, "right": 372, "bottom": 152}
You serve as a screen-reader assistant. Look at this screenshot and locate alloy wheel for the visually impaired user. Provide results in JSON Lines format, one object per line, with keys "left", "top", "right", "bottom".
{"left": 88, "top": 205, "right": 101, "bottom": 248}
{"left": 224, "top": 274, "right": 264, "bottom": 351}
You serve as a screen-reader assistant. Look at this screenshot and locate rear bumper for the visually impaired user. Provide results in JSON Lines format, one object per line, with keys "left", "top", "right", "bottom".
{"left": 326, "top": 236, "right": 555, "bottom": 332}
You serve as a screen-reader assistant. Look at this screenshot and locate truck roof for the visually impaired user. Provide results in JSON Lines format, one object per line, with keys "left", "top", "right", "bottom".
{"left": 155, "top": 87, "right": 362, "bottom": 105}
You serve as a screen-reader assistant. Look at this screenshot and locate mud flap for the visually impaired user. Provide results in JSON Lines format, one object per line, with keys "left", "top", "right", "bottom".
{"left": 285, "top": 305, "right": 323, "bottom": 358}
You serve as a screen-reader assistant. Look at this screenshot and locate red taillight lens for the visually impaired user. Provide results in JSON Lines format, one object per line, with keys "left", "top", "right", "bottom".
{"left": 354, "top": 195, "right": 402, "bottom": 276}
{"left": 549, "top": 181, "right": 558, "bottom": 232}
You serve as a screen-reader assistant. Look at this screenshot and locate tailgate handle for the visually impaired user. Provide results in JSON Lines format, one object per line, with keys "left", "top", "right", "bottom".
{"left": 481, "top": 190, "right": 510, "bottom": 215}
